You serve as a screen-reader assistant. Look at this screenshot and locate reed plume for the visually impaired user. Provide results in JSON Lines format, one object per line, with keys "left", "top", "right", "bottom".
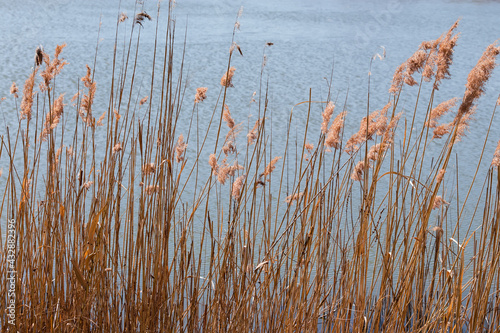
{"left": 367, "top": 112, "right": 403, "bottom": 161}
{"left": 144, "top": 185, "right": 159, "bottom": 195}
{"left": 139, "top": 96, "right": 148, "bottom": 106}
{"left": 263, "top": 156, "right": 282, "bottom": 181}
{"left": 223, "top": 124, "right": 241, "bottom": 156}
{"left": 20, "top": 69, "right": 38, "bottom": 121}
{"left": 70, "top": 90, "right": 80, "bottom": 104}
{"left": 433, "top": 123, "right": 452, "bottom": 139}
{"left": 390, "top": 20, "right": 459, "bottom": 93}
{"left": 223, "top": 104, "right": 235, "bottom": 129}
{"left": 10, "top": 82, "right": 18, "bottom": 98}
{"left": 436, "top": 169, "right": 446, "bottom": 183}
{"left": 351, "top": 160, "right": 366, "bottom": 181}
{"left": 367, "top": 143, "right": 383, "bottom": 161}
{"left": 389, "top": 49, "right": 427, "bottom": 93}
{"left": 96, "top": 111, "right": 106, "bottom": 126}
{"left": 41, "top": 94, "right": 65, "bottom": 140}
{"left": 458, "top": 43, "right": 500, "bottom": 116}
{"left": 222, "top": 141, "right": 236, "bottom": 156}
{"left": 434, "top": 105, "right": 475, "bottom": 140}
{"left": 175, "top": 134, "right": 187, "bottom": 162}
{"left": 230, "top": 162, "right": 244, "bottom": 175}
{"left": 321, "top": 101, "right": 335, "bottom": 134}
{"left": 194, "top": 87, "right": 207, "bottom": 103}
{"left": 324, "top": 111, "right": 346, "bottom": 149}
{"left": 304, "top": 143, "right": 314, "bottom": 160}
{"left": 232, "top": 174, "right": 246, "bottom": 200}
{"left": 421, "top": 41, "right": 439, "bottom": 81}
{"left": 381, "top": 111, "right": 402, "bottom": 145}
{"left": 285, "top": 192, "right": 303, "bottom": 204}
{"left": 209, "top": 153, "right": 218, "bottom": 175}
{"left": 142, "top": 163, "right": 156, "bottom": 175}
{"left": 113, "top": 108, "right": 121, "bottom": 121}
{"left": 433, "top": 20, "right": 460, "bottom": 89}
{"left": 247, "top": 118, "right": 262, "bottom": 145}
{"left": 112, "top": 142, "right": 122, "bottom": 153}
{"left": 432, "top": 195, "right": 449, "bottom": 209}
{"left": 492, "top": 140, "right": 500, "bottom": 167}
{"left": 404, "top": 50, "right": 427, "bottom": 86}
{"left": 345, "top": 102, "right": 390, "bottom": 154}
{"left": 455, "top": 107, "right": 475, "bottom": 141}
{"left": 55, "top": 146, "right": 63, "bottom": 164}
{"left": 389, "top": 63, "right": 405, "bottom": 94}
{"left": 135, "top": 11, "right": 152, "bottom": 26}
{"left": 119, "top": 12, "right": 128, "bottom": 23}
{"left": 80, "top": 65, "right": 97, "bottom": 125}
{"left": 218, "top": 160, "right": 243, "bottom": 185}
{"left": 250, "top": 91, "right": 257, "bottom": 104}
{"left": 426, "top": 98, "right": 458, "bottom": 128}
{"left": 82, "top": 181, "right": 93, "bottom": 190}
{"left": 34, "top": 45, "right": 44, "bottom": 66}
{"left": 221, "top": 66, "right": 236, "bottom": 87}
{"left": 40, "top": 43, "right": 68, "bottom": 91}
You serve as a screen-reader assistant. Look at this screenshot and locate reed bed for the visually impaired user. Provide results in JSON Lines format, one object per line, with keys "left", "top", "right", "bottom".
{"left": 1, "top": 2, "right": 500, "bottom": 332}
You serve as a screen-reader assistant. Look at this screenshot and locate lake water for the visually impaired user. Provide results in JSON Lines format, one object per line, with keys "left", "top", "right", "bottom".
{"left": 1, "top": 0, "right": 500, "bottom": 264}
{"left": 2, "top": 1, "right": 499, "bottom": 162}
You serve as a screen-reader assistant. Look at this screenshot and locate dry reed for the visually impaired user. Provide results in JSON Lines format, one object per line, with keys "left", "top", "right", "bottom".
{"left": 221, "top": 66, "right": 236, "bottom": 87}
{"left": 2, "top": 7, "right": 500, "bottom": 333}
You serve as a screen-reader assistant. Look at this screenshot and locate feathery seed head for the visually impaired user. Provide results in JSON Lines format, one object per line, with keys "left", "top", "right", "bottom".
{"left": 135, "top": 11, "right": 152, "bottom": 26}
{"left": 325, "top": 111, "right": 347, "bottom": 149}
{"left": 223, "top": 104, "right": 235, "bottom": 129}
{"left": 139, "top": 96, "right": 148, "bottom": 106}
{"left": 221, "top": 67, "right": 236, "bottom": 87}
{"left": 194, "top": 87, "right": 207, "bottom": 103}
{"left": 492, "top": 140, "right": 500, "bottom": 167}
{"left": 232, "top": 174, "right": 246, "bottom": 200}
{"left": 10, "top": 82, "right": 18, "bottom": 98}
{"left": 321, "top": 101, "right": 335, "bottom": 134}
{"left": 351, "top": 160, "right": 366, "bottom": 181}
{"left": 175, "top": 134, "right": 188, "bottom": 163}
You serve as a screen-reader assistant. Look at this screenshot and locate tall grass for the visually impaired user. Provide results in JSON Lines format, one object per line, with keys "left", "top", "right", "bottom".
{"left": 1, "top": 3, "right": 500, "bottom": 332}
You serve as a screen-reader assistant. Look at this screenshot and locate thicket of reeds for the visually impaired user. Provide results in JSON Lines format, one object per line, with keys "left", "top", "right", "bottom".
{"left": 1, "top": 2, "right": 500, "bottom": 331}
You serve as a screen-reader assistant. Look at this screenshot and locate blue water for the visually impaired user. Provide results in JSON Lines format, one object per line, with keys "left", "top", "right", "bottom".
{"left": 2, "top": 0, "right": 499, "bottom": 160}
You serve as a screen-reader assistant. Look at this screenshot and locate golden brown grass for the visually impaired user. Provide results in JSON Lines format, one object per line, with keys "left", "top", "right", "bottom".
{"left": 1, "top": 4, "right": 500, "bottom": 332}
